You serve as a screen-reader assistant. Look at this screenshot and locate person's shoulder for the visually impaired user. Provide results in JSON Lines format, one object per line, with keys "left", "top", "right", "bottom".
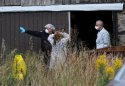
{"left": 63, "top": 32, "right": 68, "bottom": 35}
{"left": 49, "top": 34, "right": 54, "bottom": 38}
{"left": 62, "top": 32, "right": 69, "bottom": 37}
{"left": 102, "top": 28, "right": 109, "bottom": 34}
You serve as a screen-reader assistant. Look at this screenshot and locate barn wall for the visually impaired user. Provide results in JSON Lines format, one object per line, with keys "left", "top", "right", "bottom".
{"left": 0, "top": 12, "right": 68, "bottom": 52}
{"left": 0, "top": 0, "right": 123, "bottom": 6}
{"left": 117, "top": 8, "right": 125, "bottom": 46}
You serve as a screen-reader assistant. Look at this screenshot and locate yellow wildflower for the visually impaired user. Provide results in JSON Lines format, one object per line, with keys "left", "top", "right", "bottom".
{"left": 13, "top": 55, "right": 26, "bottom": 80}
{"left": 95, "top": 59, "right": 100, "bottom": 69}
{"left": 100, "top": 54, "right": 106, "bottom": 59}
{"left": 105, "top": 66, "right": 115, "bottom": 80}
{"left": 95, "top": 55, "right": 107, "bottom": 70}
{"left": 16, "top": 73, "right": 24, "bottom": 80}
{"left": 99, "top": 58, "right": 107, "bottom": 66}
{"left": 113, "top": 58, "right": 123, "bottom": 71}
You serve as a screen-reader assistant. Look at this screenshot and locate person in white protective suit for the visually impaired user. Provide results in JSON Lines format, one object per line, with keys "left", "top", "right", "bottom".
{"left": 48, "top": 31, "right": 70, "bottom": 69}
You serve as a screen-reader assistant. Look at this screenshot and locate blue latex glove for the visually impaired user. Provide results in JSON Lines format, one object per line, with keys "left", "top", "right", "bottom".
{"left": 20, "top": 26, "right": 26, "bottom": 33}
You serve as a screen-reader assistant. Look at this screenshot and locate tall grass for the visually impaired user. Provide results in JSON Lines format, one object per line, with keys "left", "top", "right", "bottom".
{"left": 0, "top": 43, "right": 124, "bottom": 86}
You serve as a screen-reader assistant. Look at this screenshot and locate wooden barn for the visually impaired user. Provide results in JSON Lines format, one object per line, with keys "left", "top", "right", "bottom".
{"left": 0, "top": 0, "right": 125, "bottom": 52}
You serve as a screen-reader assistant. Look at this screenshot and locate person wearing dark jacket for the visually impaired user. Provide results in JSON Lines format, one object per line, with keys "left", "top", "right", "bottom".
{"left": 19, "top": 24, "right": 55, "bottom": 67}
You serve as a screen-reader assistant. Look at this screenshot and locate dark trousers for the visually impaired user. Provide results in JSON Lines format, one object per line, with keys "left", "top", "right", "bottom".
{"left": 42, "top": 50, "right": 51, "bottom": 68}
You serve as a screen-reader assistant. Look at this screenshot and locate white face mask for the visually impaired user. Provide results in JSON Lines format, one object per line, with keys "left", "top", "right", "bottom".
{"left": 45, "top": 29, "right": 49, "bottom": 33}
{"left": 95, "top": 26, "right": 99, "bottom": 30}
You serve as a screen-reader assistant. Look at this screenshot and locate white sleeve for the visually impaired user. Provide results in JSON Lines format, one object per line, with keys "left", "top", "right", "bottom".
{"left": 62, "top": 32, "right": 70, "bottom": 40}
{"left": 61, "top": 32, "right": 70, "bottom": 44}
{"left": 48, "top": 34, "right": 54, "bottom": 45}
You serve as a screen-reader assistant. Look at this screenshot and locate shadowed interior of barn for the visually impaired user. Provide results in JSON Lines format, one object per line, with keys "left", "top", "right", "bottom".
{"left": 71, "top": 11, "right": 113, "bottom": 49}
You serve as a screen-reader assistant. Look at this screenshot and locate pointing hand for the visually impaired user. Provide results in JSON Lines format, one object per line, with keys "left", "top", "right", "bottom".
{"left": 19, "top": 26, "right": 26, "bottom": 33}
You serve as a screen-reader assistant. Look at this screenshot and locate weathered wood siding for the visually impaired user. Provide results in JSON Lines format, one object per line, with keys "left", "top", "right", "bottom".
{"left": 0, "top": 0, "right": 123, "bottom": 6}
{"left": 0, "top": 12, "right": 68, "bottom": 52}
{"left": 117, "top": 10, "right": 125, "bottom": 46}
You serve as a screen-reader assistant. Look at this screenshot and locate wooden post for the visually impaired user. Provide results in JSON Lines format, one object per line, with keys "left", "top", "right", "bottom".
{"left": 112, "top": 12, "right": 118, "bottom": 46}
{"left": 68, "top": 12, "right": 71, "bottom": 41}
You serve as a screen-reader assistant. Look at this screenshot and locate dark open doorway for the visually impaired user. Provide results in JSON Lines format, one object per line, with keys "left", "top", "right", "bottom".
{"left": 71, "top": 11, "right": 113, "bottom": 49}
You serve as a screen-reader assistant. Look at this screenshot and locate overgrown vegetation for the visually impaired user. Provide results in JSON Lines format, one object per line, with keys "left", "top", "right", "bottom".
{"left": 0, "top": 43, "right": 124, "bottom": 86}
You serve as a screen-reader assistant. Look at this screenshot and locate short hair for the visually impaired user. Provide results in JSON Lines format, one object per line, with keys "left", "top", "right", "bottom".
{"left": 44, "top": 24, "right": 55, "bottom": 30}
{"left": 96, "top": 20, "right": 104, "bottom": 26}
